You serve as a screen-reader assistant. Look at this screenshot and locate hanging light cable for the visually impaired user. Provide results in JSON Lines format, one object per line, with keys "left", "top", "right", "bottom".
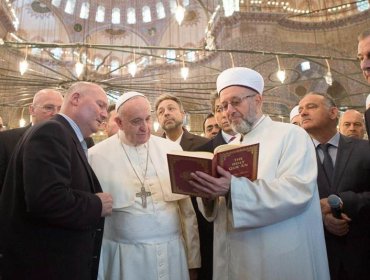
{"left": 128, "top": 50, "right": 137, "bottom": 77}
{"left": 180, "top": 54, "right": 189, "bottom": 80}
{"left": 19, "top": 46, "right": 29, "bottom": 75}
{"left": 175, "top": 1, "right": 185, "bottom": 25}
{"left": 276, "top": 55, "right": 286, "bottom": 83}
{"left": 324, "top": 59, "right": 333, "bottom": 86}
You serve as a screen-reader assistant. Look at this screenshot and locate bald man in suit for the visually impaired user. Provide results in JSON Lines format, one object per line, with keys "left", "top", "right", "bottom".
{"left": 0, "top": 89, "right": 63, "bottom": 193}
{"left": 0, "top": 82, "right": 113, "bottom": 279}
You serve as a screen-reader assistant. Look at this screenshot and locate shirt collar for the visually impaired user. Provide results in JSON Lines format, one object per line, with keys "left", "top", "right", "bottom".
{"left": 58, "top": 113, "right": 84, "bottom": 143}
{"left": 312, "top": 132, "right": 340, "bottom": 148}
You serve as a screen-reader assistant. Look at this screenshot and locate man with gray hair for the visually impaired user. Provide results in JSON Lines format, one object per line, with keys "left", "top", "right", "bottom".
{"left": 338, "top": 109, "right": 365, "bottom": 139}
{"left": 189, "top": 67, "right": 329, "bottom": 280}
{"left": 299, "top": 92, "right": 370, "bottom": 279}
{"left": 88, "top": 92, "right": 200, "bottom": 280}
{"left": 0, "top": 88, "right": 63, "bottom": 193}
{"left": 0, "top": 82, "right": 112, "bottom": 279}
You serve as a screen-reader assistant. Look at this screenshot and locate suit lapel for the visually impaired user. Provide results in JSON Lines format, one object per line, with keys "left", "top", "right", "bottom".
{"left": 54, "top": 115, "right": 98, "bottom": 193}
{"left": 332, "top": 135, "right": 353, "bottom": 191}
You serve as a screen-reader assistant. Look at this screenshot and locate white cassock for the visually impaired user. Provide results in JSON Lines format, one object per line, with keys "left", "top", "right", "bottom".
{"left": 88, "top": 132, "right": 200, "bottom": 280}
{"left": 198, "top": 115, "right": 330, "bottom": 280}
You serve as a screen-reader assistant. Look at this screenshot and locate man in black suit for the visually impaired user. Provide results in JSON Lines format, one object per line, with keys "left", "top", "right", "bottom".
{"left": 357, "top": 30, "right": 370, "bottom": 139}
{"left": 0, "top": 82, "right": 113, "bottom": 280}
{"left": 0, "top": 88, "right": 63, "bottom": 193}
{"left": 198, "top": 92, "right": 238, "bottom": 152}
{"left": 155, "top": 93, "right": 208, "bottom": 150}
{"left": 155, "top": 93, "right": 209, "bottom": 279}
{"left": 202, "top": 113, "right": 220, "bottom": 139}
{"left": 299, "top": 92, "right": 370, "bottom": 280}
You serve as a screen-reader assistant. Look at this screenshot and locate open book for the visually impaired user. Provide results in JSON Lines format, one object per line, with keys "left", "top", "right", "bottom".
{"left": 167, "top": 143, "right": 259, "bottom": 196}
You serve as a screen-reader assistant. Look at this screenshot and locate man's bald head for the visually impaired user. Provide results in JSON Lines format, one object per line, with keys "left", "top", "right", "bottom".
{"left": 338, "top": 109, "right": 365, "bottom": 139}
{"left": 29, "top": 89, "right": 63, "bottom": 125}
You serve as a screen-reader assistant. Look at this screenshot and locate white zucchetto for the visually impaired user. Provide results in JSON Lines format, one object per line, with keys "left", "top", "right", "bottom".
{"left": 289, "top": 105, "right": 300, "bottom": 122}
{"left": 216, "top": 67, "right": 264, "bottom": 95}
{"left": 115, "top": 91, "right": 145, "bottom": 112}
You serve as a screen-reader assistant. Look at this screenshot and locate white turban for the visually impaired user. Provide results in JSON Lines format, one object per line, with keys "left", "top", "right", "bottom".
{"left": 289, "top": 105, "right": 299, "bottom": 122}
{"left": 366, "top": 94, "right": 370, "bottom": 109}
{"left": 216, "top": 67, "right": 264, "bottom": 95}
{"left": 115, "top": 91, "right": 145, "bottom": 112}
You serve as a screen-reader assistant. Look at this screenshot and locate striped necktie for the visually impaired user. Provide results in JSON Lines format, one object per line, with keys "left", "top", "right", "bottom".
{"left": 318, "top": 143, "right": 333, "bottom": 183}
{"left": 228, "top": 136, "right": 236, "bottom": 143}
{"left": 81, "top": 140, "right": 88, "bottom": 158}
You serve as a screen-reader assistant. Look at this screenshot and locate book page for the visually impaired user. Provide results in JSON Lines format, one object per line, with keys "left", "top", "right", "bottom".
{"left": 214, "top": 144, "right": 243, "bottom": 154}
{"left": 167, "top": 150, "right": 214, "bottom": 160}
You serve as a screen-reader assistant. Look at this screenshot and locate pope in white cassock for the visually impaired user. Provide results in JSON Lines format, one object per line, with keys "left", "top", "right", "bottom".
{"left": 88, "top": 92, "right": 201, "bottom": 280}
{"left": 189, "top": 67, "right": 330, "bottom": 280}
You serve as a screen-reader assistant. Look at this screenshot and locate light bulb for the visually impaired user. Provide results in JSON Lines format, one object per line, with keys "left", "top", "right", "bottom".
{"left": 128, "top": 61, "right": 137, "bottom": 77}
{"left": 181, "top": 67, "right": 189, "bottom": 80}
{"left": 175, "top": 5, "right": 185, "bottom": 25}
{"left": 153, "top": 121, "right": 160, "bottom": 132}
{"left": 75, "top": 62, "right": 84, "bottom": 77}
{"left": 19, "top": 118, "right": 26, "bottom": 127}
{"left": 325, "top": 71, "right": 333, "bottom": 86}
{"left": 277, "top": 69, "right": 286, "bottom": 83}
{"left": 19, "top": 60, "right": 28, "bottom": 75}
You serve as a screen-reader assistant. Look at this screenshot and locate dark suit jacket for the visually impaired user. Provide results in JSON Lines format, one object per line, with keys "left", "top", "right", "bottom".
{"left": 162, "top": 128, "right": 210, "bottom": 278}
{"left": 192, "top": 131, "right": 228, "bottom": 280}
{"left": 365, "top": 108, "right": 370, "bottom": 141}
{"left": 197, "top": 130, "right": 228, "bottom": 153}
{"left": 179, "top": 128, "right": 209, "bottom": 151}
{"left": 0, "top": 124, "right": 31, "bottom": 193}
{"left": 0, "top": 115, "right": 104, "bottom": 280}
{"left": 317, "top": 134, "right": 370, "bottom": 280}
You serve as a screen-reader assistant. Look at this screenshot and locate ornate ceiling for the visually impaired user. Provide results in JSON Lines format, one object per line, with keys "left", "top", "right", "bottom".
{"left": 0, "top": 0, "right": 370, "bottom": 131}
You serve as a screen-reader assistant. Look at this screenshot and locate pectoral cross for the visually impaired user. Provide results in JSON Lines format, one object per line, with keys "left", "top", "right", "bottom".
{"left": 136, "top": 186, "right": 152, "bottom": 208}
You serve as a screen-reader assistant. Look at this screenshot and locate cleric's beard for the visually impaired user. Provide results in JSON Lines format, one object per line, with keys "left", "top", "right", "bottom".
{"left": 231, "top": 118, "right": 253, "bottom": 135}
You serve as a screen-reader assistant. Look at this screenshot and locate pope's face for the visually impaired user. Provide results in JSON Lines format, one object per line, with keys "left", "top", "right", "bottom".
{"left": 117, "top": 97, "right": 152, "bottom": 146}
{"left": 358, "top": 35, "right": 370, "bottom": 83}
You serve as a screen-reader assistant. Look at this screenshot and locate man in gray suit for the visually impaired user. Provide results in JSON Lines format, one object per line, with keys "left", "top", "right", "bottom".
{"left": 299, "top": 92, "right": 370, "bottom": 280}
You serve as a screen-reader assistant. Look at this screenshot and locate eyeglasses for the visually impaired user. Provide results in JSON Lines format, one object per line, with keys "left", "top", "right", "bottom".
{"left": 34, "top": 104, "right": 61, "bottom": 113}
{"left": 220, "top": 94, "right": 257, "bottom": 112}
{"left": 129, "top": 116, "right": 152, "bottom": 127}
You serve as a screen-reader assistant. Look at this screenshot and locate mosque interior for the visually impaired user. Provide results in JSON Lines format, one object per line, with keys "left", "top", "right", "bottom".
{"left": 0, "top": 0, "right": 370, "bottom": 134}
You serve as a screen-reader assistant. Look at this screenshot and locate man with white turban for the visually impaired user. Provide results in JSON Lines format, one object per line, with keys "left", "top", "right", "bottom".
{"left": 88, "top": 92, "right": 200, "bottom": 280}
{"left": 289, "top": 105, "right": 301, "bottom": 126}
{"left": 189, "top": 67, "right": 330, "bottom": 280}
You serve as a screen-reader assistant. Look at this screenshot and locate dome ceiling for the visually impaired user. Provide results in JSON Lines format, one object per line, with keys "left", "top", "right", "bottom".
{"left": 0, "top": 0, "right": 370, "bottom": 130}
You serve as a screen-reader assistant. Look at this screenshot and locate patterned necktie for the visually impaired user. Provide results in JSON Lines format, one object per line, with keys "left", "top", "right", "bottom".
{"left": 228, "top": 136, "right": 236, "bottom": 143}
{"left": 81, "top": 140, "right": 88, "bottom": 158}
{"left": 319, "top": 143, "right": 334, "bottom": 183}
